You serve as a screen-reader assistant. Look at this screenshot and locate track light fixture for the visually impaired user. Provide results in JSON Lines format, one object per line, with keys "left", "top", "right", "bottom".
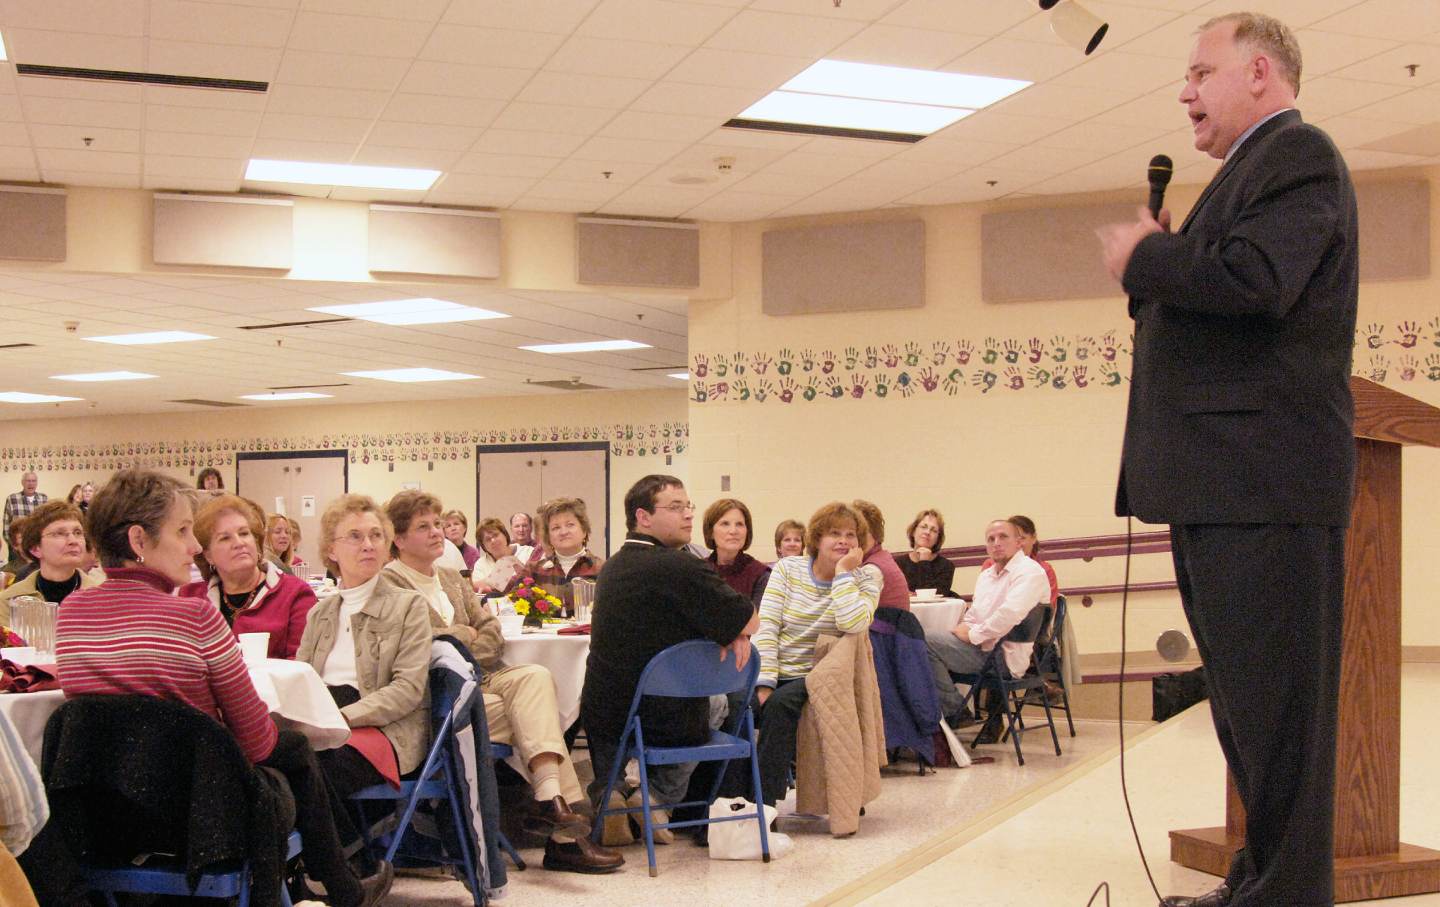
{"left": 1043, "top": 0, "right": 1108, "bottom": 56}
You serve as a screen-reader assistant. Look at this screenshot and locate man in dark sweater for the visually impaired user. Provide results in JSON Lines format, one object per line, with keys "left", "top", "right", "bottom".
{"left": 581, "top": 474, "right": 757, "bottom": 817}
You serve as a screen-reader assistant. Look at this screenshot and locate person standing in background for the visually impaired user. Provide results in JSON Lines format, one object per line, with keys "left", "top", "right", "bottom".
{"left": 3, "top": 473, "right": 46, "bottom": 562}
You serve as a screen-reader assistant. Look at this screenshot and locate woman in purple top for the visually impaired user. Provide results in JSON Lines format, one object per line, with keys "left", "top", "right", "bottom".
{"left": 442, "top": 509, "right": 482, "bottom": 571}
{"left": 852, "top": 500, "right": 911, "bottom": 611}
{"left": 702, "top": 498, "right": 770, "bottom": 610}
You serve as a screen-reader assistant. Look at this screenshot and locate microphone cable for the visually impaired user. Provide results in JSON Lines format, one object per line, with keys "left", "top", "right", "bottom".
{"left": 1115, "top": 515, "right": 1163, "bottom": 903}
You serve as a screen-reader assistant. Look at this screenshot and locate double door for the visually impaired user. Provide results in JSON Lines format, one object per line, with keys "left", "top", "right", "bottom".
{"left": 476, "top": 443, "right": 609, "bottom": 556}
{"left": 234, "top": 451, "right": 348, "bottom": 570}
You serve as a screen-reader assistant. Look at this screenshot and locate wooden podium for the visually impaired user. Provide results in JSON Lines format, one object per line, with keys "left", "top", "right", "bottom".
{"left": 1170, "top": 377, "right": 1440, "bottom": 902}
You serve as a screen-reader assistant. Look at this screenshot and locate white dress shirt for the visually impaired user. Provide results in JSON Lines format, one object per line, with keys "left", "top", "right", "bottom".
{"left": 962, "top": 550, "right": 1051, "bottom": 677}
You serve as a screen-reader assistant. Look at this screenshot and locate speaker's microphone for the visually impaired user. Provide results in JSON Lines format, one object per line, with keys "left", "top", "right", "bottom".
{"left": 1147, "top": 154, "right": 1173, "bottom": 220}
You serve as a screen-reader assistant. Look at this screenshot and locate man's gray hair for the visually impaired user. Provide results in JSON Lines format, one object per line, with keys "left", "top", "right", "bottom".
{"left": 1201, "top": 12, "right": 1302, "bottom": 95}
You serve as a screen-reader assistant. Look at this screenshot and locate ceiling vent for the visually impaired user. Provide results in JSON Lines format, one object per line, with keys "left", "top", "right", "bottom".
{"left": 15, "top": 63, "right": 267, "bottom": 93}
{"left": 238, "top": 318, "right": 352, "bottom": 330}
{"left": 722, "top": 118, "right": 924, "bottom": 144}
{"left": 268, "top": 383, "right": 351, "bottom": 391}
{"left": 0, "top": 342, "right": 37, "bottom": 350}
{"left": 167, "top": 398, "right": 249, "bottom": 408}
{"left": 527, "top": 378, "right": 606, "bottom": 391}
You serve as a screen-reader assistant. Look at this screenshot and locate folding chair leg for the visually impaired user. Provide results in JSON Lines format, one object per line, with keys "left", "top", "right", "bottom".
{"left": 441, "top": 757, "right": 485, "bottom": 907}
{"left": 999, "top": 686, "right": 1025, "bottom": 766}
{"left": 1039, "top": 691, "right": 1062, "bottom": 757}
{"left": 635, "top": 757, "right": 659, "bottom": 877}
{"left": 747, "top": 717, "right": 771, "bottom": 864}
{"left": 497, "top": 831, "right": 526, "bottom": 870}
{"left": 1058, "top": 672, "right": 1076, "bottom": 737}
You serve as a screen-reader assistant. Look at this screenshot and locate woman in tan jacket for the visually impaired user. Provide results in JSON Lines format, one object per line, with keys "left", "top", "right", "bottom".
{"left": 376, "top": 490, "right": 621, "bottom": 875}
{"left": 296, "top": 494, "right": 431, "bottom": 795}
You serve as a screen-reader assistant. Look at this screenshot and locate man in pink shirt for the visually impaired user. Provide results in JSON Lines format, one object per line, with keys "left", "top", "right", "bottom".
{"left": 924, "top": 519, "right": 1050, "bottom": 734}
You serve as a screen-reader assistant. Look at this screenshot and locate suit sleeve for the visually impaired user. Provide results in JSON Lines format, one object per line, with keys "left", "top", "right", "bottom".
{"left": 1123, "top": 126, "right": 1345, "bottom": 320}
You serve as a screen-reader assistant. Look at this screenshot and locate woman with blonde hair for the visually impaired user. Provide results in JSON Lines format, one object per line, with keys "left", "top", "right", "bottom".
{"left": 529, "top": 497, "right": 604, "bottom": 614}
{"left": 265, "top": 513, "right": 306, "bottom": 576}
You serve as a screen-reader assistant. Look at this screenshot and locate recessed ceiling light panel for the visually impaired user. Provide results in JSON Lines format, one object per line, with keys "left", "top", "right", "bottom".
{"left": 246, "top": 159, "right": 440, "bottom": 190}
{"left": 0, "top": 391, "right": 83, "bottom": 404}
{"left": 51, "top": 371, "right": 158, "bottom": 382}
{"left": 782, "top": 60, "right": 1030, "bottom": 109}
{"left": 668, "top": 372, "right": 690, "bottom": 380}
{"left": 521, "top": 340, "right": 652, "bottom": 354}
{"left": 343, "top": 368, "right": 482, "bottom": 383}
{"left": 309, "top": 298, "right": 508, "bottom": 326}
{"left": 84, "top": 331, "right": 215, "bottom": 345}
{"left": 739, "top": 92, "right": 971, "bottom": 136}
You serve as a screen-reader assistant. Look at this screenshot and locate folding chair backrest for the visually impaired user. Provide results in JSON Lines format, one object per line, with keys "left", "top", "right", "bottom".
{"left": 1005, "top": 604, "right": 1049, "bottom": 644}
{"left": 633, "top": 640, "right": 758, "bottom": 700}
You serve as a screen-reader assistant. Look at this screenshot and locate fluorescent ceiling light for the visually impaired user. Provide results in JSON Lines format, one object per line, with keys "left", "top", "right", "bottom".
{"left": 0, "top": 31, "right": 7, "bottom": 62}
{"left": 782, "top": 60, "right": 1029, "bottom": 109}
{"left": 521, "top": 340, "right": 652, "bottom": 354}
{"left": 738, "top": 92, "right": 972, "bottom": 135}
{"left": 50, "top": 370, "right": 157, "bottom": 382}
{"left": 85, "top": 331, "right": 215, "bottom": 345}
{"left": 309, "top": 298, "right": 509, "bottom": 326}
{"left": 246, "top": 158, "right": 440, "bottom": 190}
{"left": 0, "top": 391, "right": 83, "bottom": 404}
{"left": 668, "top": 372, "right": 690, "bottom": 380}
{"left": 343, "top": 368, "right": 482, "bottom": 383}
{"left": 240, "top": 391, "right": 333, "bottom": 401}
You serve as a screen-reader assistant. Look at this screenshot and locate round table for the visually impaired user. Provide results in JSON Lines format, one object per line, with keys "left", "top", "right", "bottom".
{"left": 911, "top": 598, "right": 968, "bottom": 637}
{"left": 501, "top": 630, "right": 589, "bottom": 729}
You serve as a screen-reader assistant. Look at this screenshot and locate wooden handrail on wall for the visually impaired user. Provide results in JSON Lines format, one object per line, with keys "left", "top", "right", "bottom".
{"left": 895, "top": 529, "right": 1179, "bottom": 607}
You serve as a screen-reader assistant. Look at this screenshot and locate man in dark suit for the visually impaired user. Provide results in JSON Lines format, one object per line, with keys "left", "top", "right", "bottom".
{"left": 1098, "top": 13, "right": 1357, "bottom": 907}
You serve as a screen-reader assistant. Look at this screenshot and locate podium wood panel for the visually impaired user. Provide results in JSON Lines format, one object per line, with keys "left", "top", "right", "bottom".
{"left": 1170, "top": 419, "right": 1440, "bottom": 901}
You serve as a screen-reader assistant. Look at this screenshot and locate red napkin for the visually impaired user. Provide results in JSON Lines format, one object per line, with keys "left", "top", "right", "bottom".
{"left": 557, "top": 623, "right": 591, "bottom": 636}
{"left": 0, "top": 659, "right": 61, "bottom": 693}
{"left": 346, "top": 726, "right": 400, "bottom": 789}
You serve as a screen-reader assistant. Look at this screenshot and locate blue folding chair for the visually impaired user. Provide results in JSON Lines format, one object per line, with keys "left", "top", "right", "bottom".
{"left": 591, "top": 639, "right": 769, "bottom": 877}
{"left": 488, "top": 742, "right": 528, "bottom": 870}
{"left": 83, "top": 831, "right": 302, "bottom": 907}
{"left": 350, "top": 676, "right": 485, "bottom": 906}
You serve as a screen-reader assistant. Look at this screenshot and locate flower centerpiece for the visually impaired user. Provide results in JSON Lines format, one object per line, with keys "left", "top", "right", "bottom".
{"left": 508, "top": 578, "right": 565, "bottom": 631}
{"left": 0, "top": 626, "right": 26, "bottom": 647}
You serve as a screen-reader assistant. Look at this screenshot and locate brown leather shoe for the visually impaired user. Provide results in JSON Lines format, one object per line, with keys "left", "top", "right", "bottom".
{"left": 357, "top": 859, "right": 393, "bottom": 907}
{"left": 543, "top": 836, "right": 625, "bottom": 874}
{"left": 525, "top": 795, "right": 589, "bottom": 835}
{"left": 1159, "top": 883, "right": 1232, "bottom": 906}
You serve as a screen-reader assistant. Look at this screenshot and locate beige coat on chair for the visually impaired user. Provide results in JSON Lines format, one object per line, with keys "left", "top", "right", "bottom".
{"left": 795, "top": 631, "right": 887, "bottom": 837}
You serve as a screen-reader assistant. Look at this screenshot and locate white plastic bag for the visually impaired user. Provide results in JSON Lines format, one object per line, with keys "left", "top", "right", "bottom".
{"left": 707, "top": 797, "right": 793, "bottom": 861}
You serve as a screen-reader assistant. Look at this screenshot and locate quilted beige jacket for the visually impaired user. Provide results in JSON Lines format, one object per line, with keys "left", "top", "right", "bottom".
{"left": 795, "top": 631, "right": 887, "bottom": 836}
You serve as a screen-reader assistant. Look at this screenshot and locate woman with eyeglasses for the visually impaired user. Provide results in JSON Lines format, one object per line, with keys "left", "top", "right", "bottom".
{"left": 0, "top": 500, "right": 102, "bottom": 623}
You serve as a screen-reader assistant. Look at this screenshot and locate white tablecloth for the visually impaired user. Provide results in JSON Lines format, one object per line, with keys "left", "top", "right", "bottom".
{"left": 911, "top": 598, "right": 967, "bottom": 637}
{"left": 501, "top": 630, "right": 589, "bottom": 729}
{"left": 0, "top": 657, "right": 349, "bottom": 762}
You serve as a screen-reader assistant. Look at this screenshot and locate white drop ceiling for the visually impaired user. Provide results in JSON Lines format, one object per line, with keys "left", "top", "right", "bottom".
{"left": 1, "top": 0, "right": 1438, "bottom": 418}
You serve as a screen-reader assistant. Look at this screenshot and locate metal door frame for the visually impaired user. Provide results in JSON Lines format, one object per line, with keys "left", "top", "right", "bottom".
{"left": 234, "top": 449, "right": 350, "bottom": 497}
{"left": 475, "top": 442, "right": 611, "bottom": 555}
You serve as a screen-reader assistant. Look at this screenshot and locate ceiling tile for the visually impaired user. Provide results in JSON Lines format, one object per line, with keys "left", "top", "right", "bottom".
{"left": 1040, "top": 119, "right": 1170, "bottom": 155}
{"left": 570, "top": 135, "right": 689, "bottom": 164}
{"left": 1341, "top": 85, "right": 1440, "bottom": 124}
{"left": 1315, "top": 114, "right": 1422, "bottom": 147}
{"left": 705, "top": 10, "right": 865, "bottom": 58}
{"left": 881, "top": 0, "right": 1033, "bottom": 37}
{"left": 266, "top": 85, "right": 391, "bottom": 120}
{"left": 248, "top": 137, "right": 359, "bottom": 162}
{"left": 1051, "top": 51, "right": 1180, "bottom": 95}
{"left": 944, "top": 37, "right": 1080, "bottom": 83}
{"left": 1003, "top": 1, "right": 1179, "bottom": 48}
{"left": 364, "top": 121, "right": 482, "bottom": 151}
{"left": 146, "top": 40, "right": 284, "bottom": 82}
{"left": 597, "top": 183, "right": 720, "bottom": 217}
{"left": 666, "top": 48, "right": 810, "bottom": 89}
{"left": 258, "top": 112, "right": 372, "bottom": 144}
{"left": 515, "top": 71, "right": 652, "bottom": 109}
{"left": 441, "top": 0, "right": 601, "bottom": 34}
{"left": 397, "top": 62, "right": 535, "bottom": 101}
{"left": 1297, "top": 76, "right": 1408, "bottom": 118}
{"left": 1333, "top": 43, "right": 1440, "bottom": 86}
{"left": 934, "top": 110, "right": 1070, "bottom": 144}
{"left": 543, "top": 158, "right": 647, "bottom": 184}
{"left": 15, "top": 75, "right": 140, "bottom": 103}
{"left": 300, "top": 0, "right": 449, "bottom": 20}
{"left": 489, "top": 102, "right": 617, "bottom": 136}
{"left": 520, "top": 177, "right": 627, "bottom": 204}
{"left": 1190, "top": 0, "right": 1359, "bottom": 28}
{"left": 598, "top": 110, "right": 717, "bottom": 143}
{"left": 148, "top": 0, "right": 294, "bottom": 46}
{"left": 450, "top": 152, "right": 560, "bottom": 178}
{"left": 287, "top": 11, "right": 434, "bottom": 58}
{"left": 421, "top": 25, "right": 566, "bottom": 69}
{"left": 577, "top": 0, "right": 737, "bottom": 46}
{"left": 350, "top": 145, "right": 463, "bottom": 170}
{"left": 141, "top": 85, "right": 269, "bottom": 111}
{"left": 29, "top": 123, "right": 138, "bottom": 153}
{"left": 888, "top": 135, "right": 1017, "bottom": 166}
{"left": 631, "top": 81, "right": 759, "bottom": 118}
{"left": 697, "top": 127, "right": 810, "bottom": 151}
{"left": 472, "top": 129, "right": 589, "bottom": 157}
{"left": 21, "top": 96, "right": 143, "bottom": 130}
{"left": 982, "top": 142, "right": 1111, "bottom": 175}
{"left": 1307, "top": 0, "right": 1440, "bottom": 42}
{"left": 994, "top": 82, "right": 1135, "bottom": 122}
{"left": 545, "top": 36, "right": 692, "bottom": 79}
{"left": 1294, "top": 28, "right": 1399, "bottom": 78}
{"left": 729, "top": 169, "right": 833, "bottom": 196}
{"left": 3, "top": 28, "right": 144, "bottom": 69}
{"left": 682, "top": 191, "right": 792, "bottom": 221}
{"left": 829, "top": 24, "right": 984, "bottom": 69}
{"left": 381, "top": 94, "right": 507, "bottom": 128}
{"left": 0, "top": 146, "right": 37, "bottom": 168}
{"left": 41, "top": 168, "right": 142, "bottom": 188}
{"left": 274, "top": 50, "right": 411, "bottom": 91}
{"left": 143, "top": 154, "right": 245, "bottom": 180}
{"left": 0, "top": 0, "right": 146, "bottom": 34}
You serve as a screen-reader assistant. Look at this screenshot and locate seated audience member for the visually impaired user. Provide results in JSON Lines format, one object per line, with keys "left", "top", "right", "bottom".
{"left": 442, "top": 510, "right": 481, "bottom": 571}
{"left": 378, "top": 492, "right": 620, "bottom": 873}
{"left": 773, "top": 519, "right": 805, "bottom": 560}
{"left": 2, "top": 521, "right": 33, "bottom": 583}
{"left": 509, "top": 511, "right": 537, "bottom": 562}
{"left": 897, "top": 509, "right": 956, "bottom": 597}
{"left": 472, "top": 518, "right": 523, "bottom": 594}
{"left": 925, "top": 519, "right": 1050, "bottom": 739}
{"left": 528, "top": 497, "right": 604, "bottom": 614}
{"left": 981, "top": 515, "right": 1059, "bottom": 609}
{"left": 852, "top": 500, "right": 910, "bottom": 610}
{"left": 66, "top": 484, "right": 85, "bottom": 508}
{"left": 196, "top": 467, "right": 224, "bottom": 491}
{"left": 703, "top": 498, "right": 771, "bottom": 610}
{"left": 55, "top": 470, "right": 390, "bottom": 907}
{"left": 265, "top": 513, "right": 306, "bottom": 576}
{"left": 80, "top": 482, "right": 95, "bottom": 513}
{"left": 582, "top": 476, "right": 755, "bottom": 841}
{"left": 179, "top": 495, "right": 317, "bottom": 659}
{"left": 0, "top": 502, "right": 102, "bottom": 622}
{"left": 753, "top": 502, "right": 880, "bottom": 804}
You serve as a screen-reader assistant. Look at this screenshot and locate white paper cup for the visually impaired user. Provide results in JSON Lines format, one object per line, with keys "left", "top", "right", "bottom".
{"left": 499, "top": 614, "right": 524, "bottom": 637}
{"left": 915, "top": 588, "right": 937, "bottom": 598}
{"left": 238, "top": 632, "right": 270, "bottom": 663}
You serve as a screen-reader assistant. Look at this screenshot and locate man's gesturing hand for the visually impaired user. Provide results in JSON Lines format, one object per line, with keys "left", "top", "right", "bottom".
{"left": 1097, "top": 205, "right": 1169, "bottom": 283}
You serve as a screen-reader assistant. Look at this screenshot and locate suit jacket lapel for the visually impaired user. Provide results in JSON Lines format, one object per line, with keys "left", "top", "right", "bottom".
{"left": 1178, "top": 109, "right": 1301, "bottom": 234}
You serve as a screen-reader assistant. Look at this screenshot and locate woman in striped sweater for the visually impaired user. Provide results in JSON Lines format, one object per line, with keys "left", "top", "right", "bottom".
{"left": 751, "top": 501, "right": 881, "bottom": 805}
{"left": 55, "top": 470, "right": 392, "bottom": 907}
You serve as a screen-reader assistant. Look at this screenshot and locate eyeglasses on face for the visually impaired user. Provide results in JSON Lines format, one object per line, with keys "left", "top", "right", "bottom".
{"left": 654, "top": 502, "right": 695, "bottom": 513}
{"left": 42, "top": 528, "right": 87, "bottom": 541}
{"left": 336, "top": 528, "right": 387, "bottom": 546}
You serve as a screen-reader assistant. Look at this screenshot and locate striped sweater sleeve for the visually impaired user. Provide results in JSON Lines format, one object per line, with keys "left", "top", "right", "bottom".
{"left": 754, "top": 558, "right": 791, "bottom": 688}
{"left": 195, "top": 603, "right": 278, "bottom": 763}
{"left": 830, "top": 564, "right": 880, "bottom": 633}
